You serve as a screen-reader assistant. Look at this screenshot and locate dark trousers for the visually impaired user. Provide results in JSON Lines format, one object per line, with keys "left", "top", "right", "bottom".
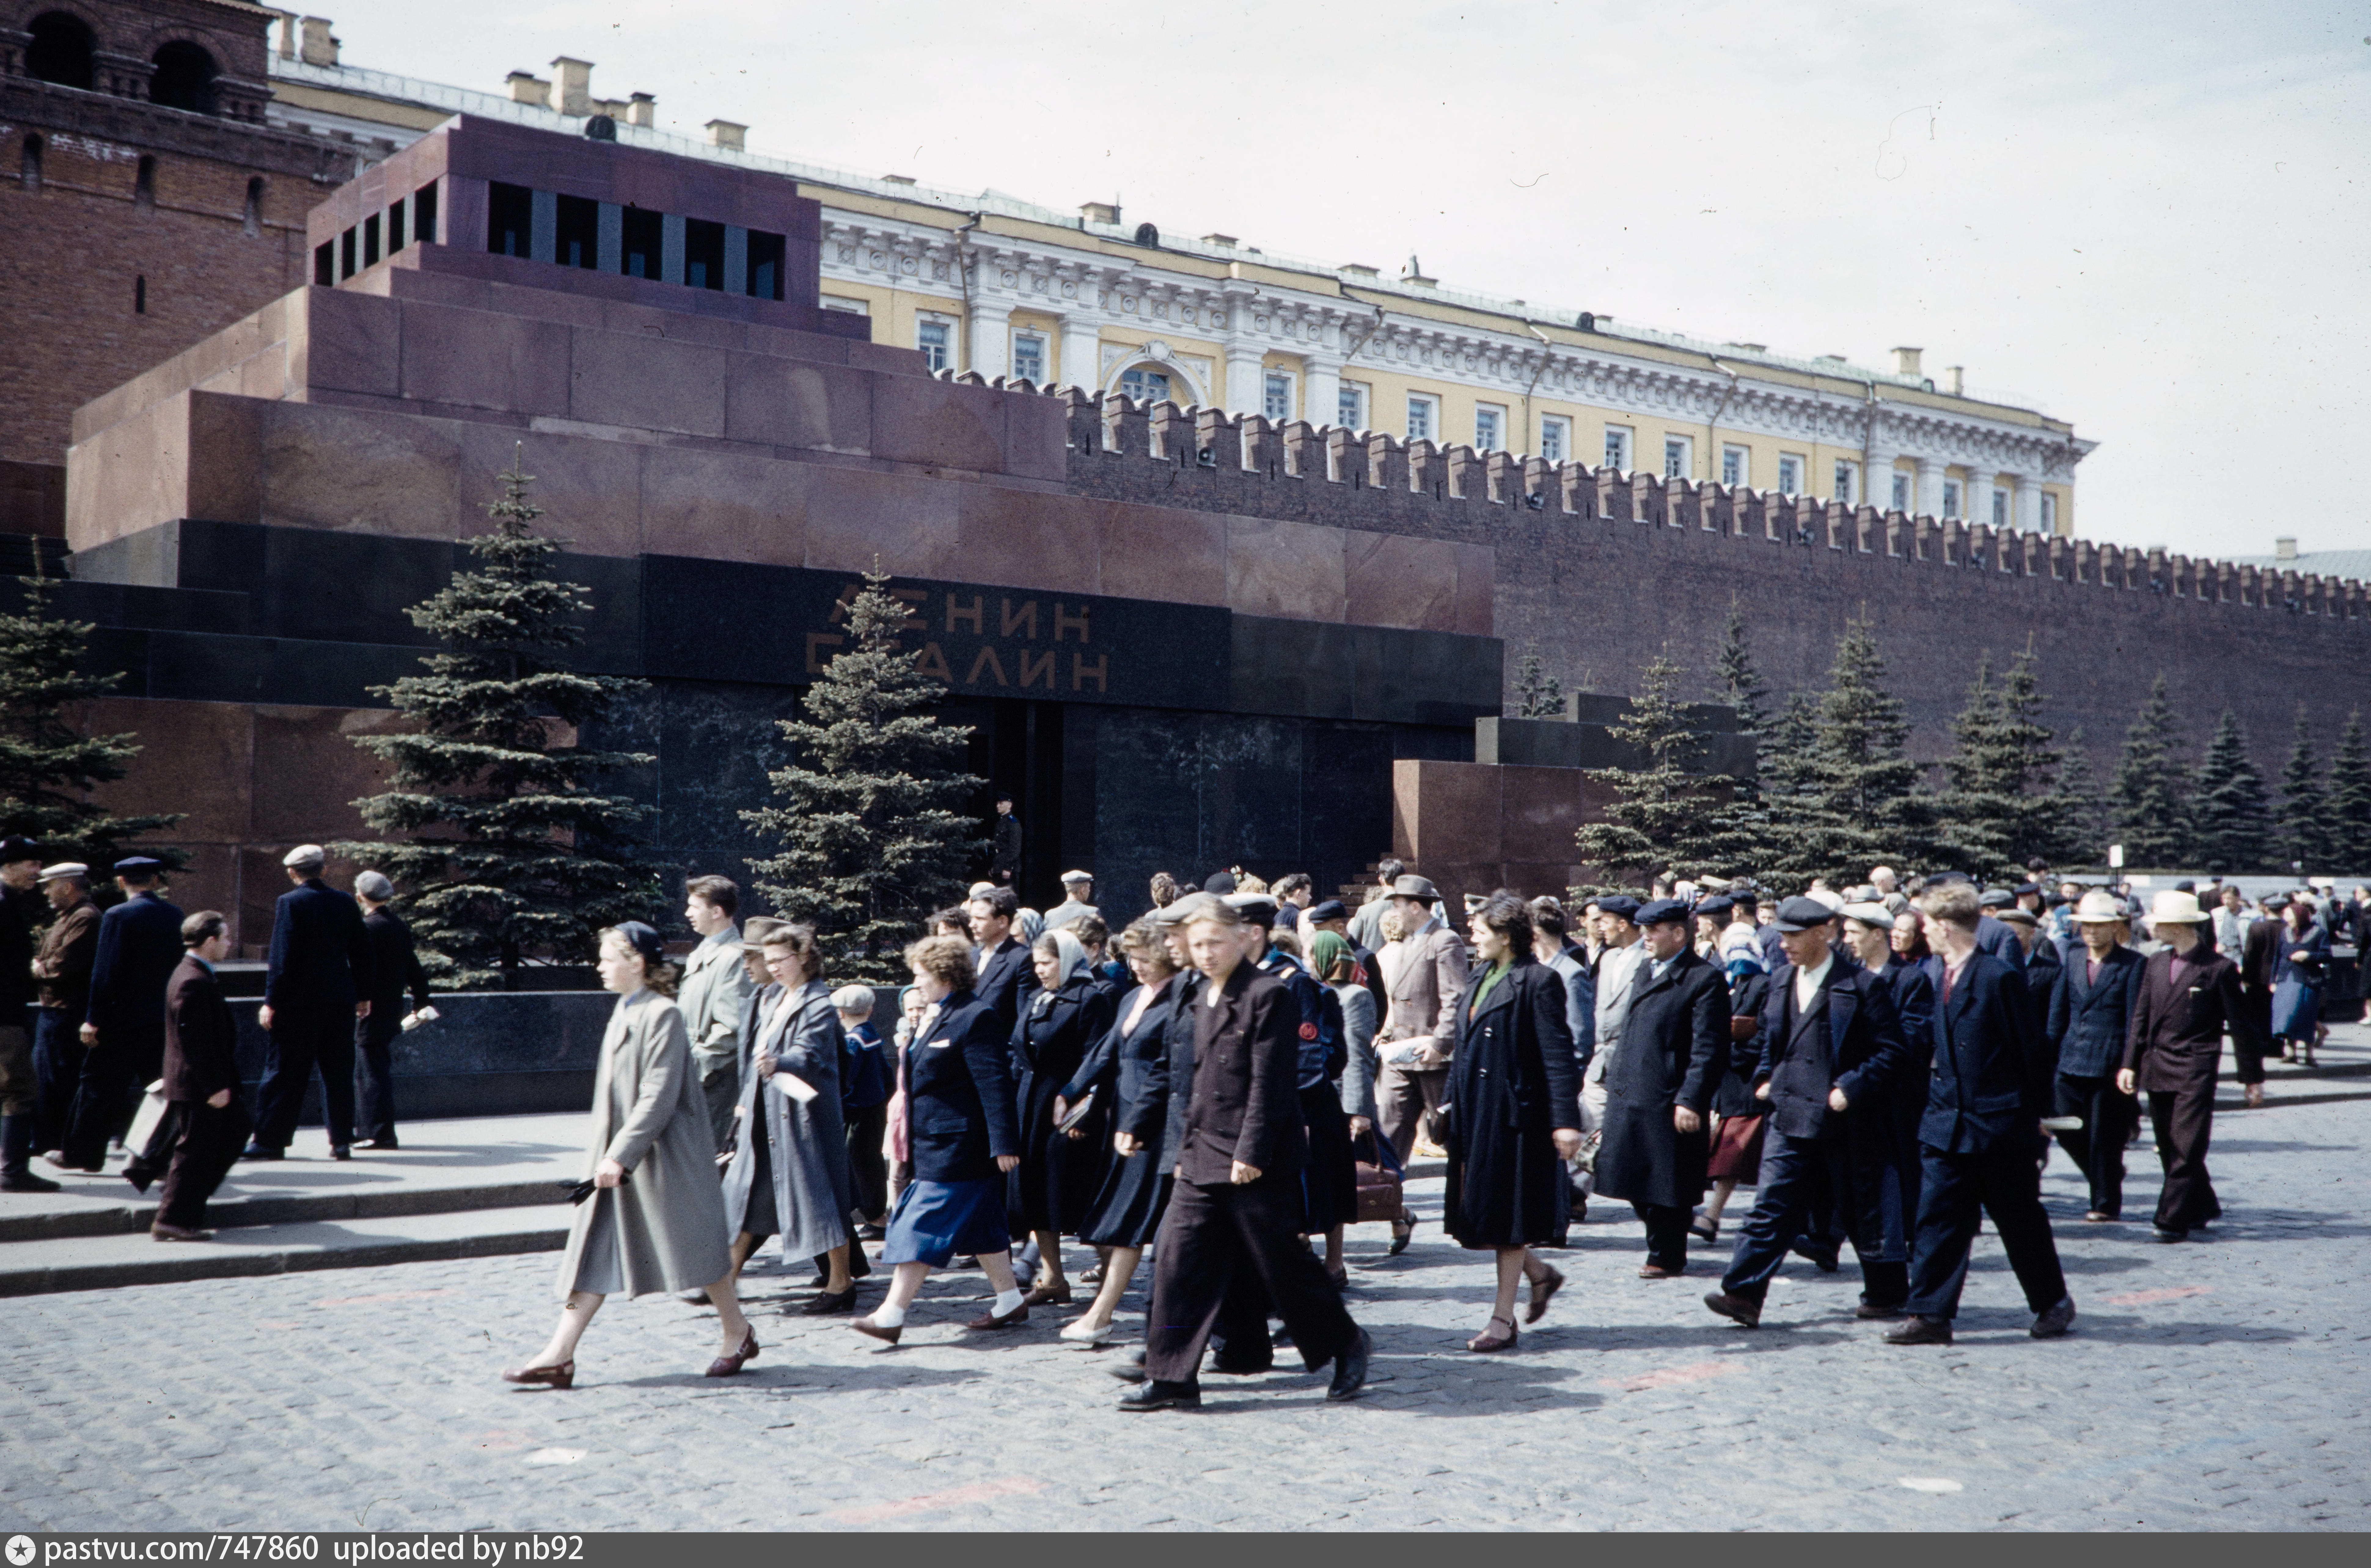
{"left": 158, "top": 1097, "right": 251, "bottom": 1229}
{"left": 844, "top": 1103, "right": 889, "bottom": 1219}
{"left": 1904, "top": 1141, "right": 2068, "bottom": 1320}
{"left": 2053, "top": 1071, "right": 2135, "bottom": 1217}
{"left": 63, "top": 1028, "right": 162, "bottom": 1167}
{"left": 32, "top": 1008, "right": 82, "bottom": 1151}
{"left": 699, "top": 1057, "right": 740, "bottom": 1156}
{"left": 1378, "top": 1065, "right": 1449, "bottom": 1162}
{"left": 2147, "top": 1078, "right": 2221, "bottom": 1233}
{"left": 1634, "top": 1201, "right": 1691, "bottom": 1271}
{"left": 1144, "top": 1174, "right": 1358, "bottom": 1385}
{"left": 254, "top": 1009, "right": 356, "bottom": 1152}
{"left": 354, "top": 1014, "right": 401, "bottom": 1144}
{"left": 1722, "top": 1132, "right": 1908, "bottom": 1306}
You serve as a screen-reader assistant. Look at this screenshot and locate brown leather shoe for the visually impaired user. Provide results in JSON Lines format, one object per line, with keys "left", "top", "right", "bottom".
{"left": 704, "top": 1326, "right": 759, "bottom": 1377}
{"left": 1020, "top": 1282, "right": 1072, "bottom": 1307}
{"left": 967, "top": 1301, "right": 1029, "bottom": 1330}
{"left": 1525, "top": 1265, "right": 1566, "bottom": 1323}
{"left": 1638, "top": 1263, "right": 1683, "bottom": 1280}
{"left": 151, "top": 1222, "right": 214, "bottom": 1242}
{"left": 1467, "top": 1314, "right": 1519, "bottom": 1352}
{"left": 500, "top": 1359, "right": 575, "bottom": 1389}
{"left": 850, "top": 1316, "right": 903, "bottom": 1345}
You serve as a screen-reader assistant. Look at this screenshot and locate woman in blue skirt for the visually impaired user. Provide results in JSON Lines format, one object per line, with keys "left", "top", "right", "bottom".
{"left": 851, "top": 935, "right": 1024, "bottom": 1346}
{"left": 2269, "top": 899, "right": 2329, "bottom": 1069}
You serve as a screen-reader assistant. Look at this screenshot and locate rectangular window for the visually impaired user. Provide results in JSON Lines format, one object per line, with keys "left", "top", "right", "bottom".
{"left": 387, "top": 197, "right": 407, "bottom": 254}
{"left": 555, "top": 194, "right": 599, "bottom": 271}
{"left": 1942, "top": 479, "right": 1962, "bottom": 519}
{"left": 2040, "top": 493, "right": 2058, "bottom": 532}
{"left": 1721, "top": 445, "right": 1748, "bottom": 488}
{"left": 745, "top": 229, "right": 785, "bottom": 300}
{"left": 339, "top": 226, "right": 356, "bottom": 278}
{"left": 1603, "top": 425, "right": 1633, "bottom": 472}
{"left": 486, "top": 181, "right": 533, "bottom": 259}
{"left": 1263, "top": 371, "right": 1293, "bottom": 422}
{"left": 620, "top": 207, "right": 661, "bottom": 279}
{"left": 916, "top": 319, "right": 951, "bottom": 372}
{"left": 1991, "top": 487, "right": 2009, "bottom": 527}
{"left": 1833, "top": 460, "right": 1856, "bottom": 506}
{"left": 821, "top": 296, "right": 869, "bottom": 316}
{"left": 1406, "top": 395, "right": 1436, "bottom": 442}
{"left": 1475, "top": 404, "right": 1505, "bottom": 453}
{"left": 314, "top": 240, "right": 334, "bottom": 286}
{"left": 1540, "top": 416, "right": 1569, "bottom": 463}
{"left": 1891, "top": 471, "right": 1911, "bottom": 513}
{"left": 1663, "top": 435, "right": 1692, "bottom": 480}
{"left": 1011, "top": 332, "right": 1046, "bottom": 385}
{"left": 1338, "top": 382, "right": 1367, "bottom": 430}
{"left": 683, "top": 217, "right": 725, "bottom": 290}
{"left": 412, "top": 181, "right": 437, "bottom": 245}
{"left": 1777, "top": 454, "right": 1803, "bottom": 495}
{"left": 362, "top": 213, "right": 380, "bottom": 268}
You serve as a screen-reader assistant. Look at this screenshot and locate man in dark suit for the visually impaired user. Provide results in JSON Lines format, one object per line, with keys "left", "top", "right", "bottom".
{"left": 1127, "top": 897, "right": 1367, "bottom": 1411}
{"left": 153, "top": 911, "right": 250, "bottom": 1240}
{"left": 249, "top": 844, "right": 373, "bottom": 1161}
{"left": 60, "top": 857, "right": 185, "bottom": 1171}
{"left": 2120, "top": 890, "right": 2265, "bottom": 1242}
{"left": 1593, "top": 899, "right": 1729, "bottom": 1278}
{"left": 2237, "top": 899, "right": 2282, "bottom": 1080}
{"left": 1706, "top": 897, "right": 1911, "bottom": 1328}
{"left": 966, "top": 886, "right": 1038, "bottom": 1044}
{"left": 988, "top": 794, "right": 1022, "bottom": 886}
{"left": 2046, "top": 890, "right": 2147, "bottom": 1219}
{"left": 0, "top": 838, "right": 57, "bottom": 1191}
{"left": 353, "top": 870, "right": 432, "bottom": 1151}
{"left": 1889, "top": 881, "right": 2074, "bottom": 1346}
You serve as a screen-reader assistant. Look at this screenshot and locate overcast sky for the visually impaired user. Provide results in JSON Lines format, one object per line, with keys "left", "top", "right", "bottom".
{"left": 339, "top": 1, "right": 2368, "bottom": 562}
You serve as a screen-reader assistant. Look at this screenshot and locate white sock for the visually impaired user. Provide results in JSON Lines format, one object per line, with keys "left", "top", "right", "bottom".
{"left": 869, "top": 1302, "right": 906, "bottom": 1328}
{"left": 993, "top": 1287, "right": 1025, "bottom": 1317}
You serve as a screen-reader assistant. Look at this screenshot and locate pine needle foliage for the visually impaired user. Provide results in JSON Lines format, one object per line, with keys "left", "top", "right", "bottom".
{"left": 2327, "top": 712, "right": 2371, "bottom": 874}
{"left": 1932, "top": 642, "right": 2084, "bottom": 878}
{"left": 2189, "top": 707, "right": 2274, "bottom": 874}
{"left": 2275, "top": 704, "right": 2332, "bottom": 872}
{"left": 2110, "top": 674, "right": 2189, "bottom": 870}
{"left": 1761, "top": 620, "right": 1931, "bottom": 888}
{"left": 743, "top": 569, "right": 985, "bottom": 982}
{"left": 336, "top": 458, "right": 659, "bottom": 988}
{"left": 0, "top": 559, "right": 183, "bottom": 874}
{"left": 1512, "top": 643, "right": 1565, "bottom": 719}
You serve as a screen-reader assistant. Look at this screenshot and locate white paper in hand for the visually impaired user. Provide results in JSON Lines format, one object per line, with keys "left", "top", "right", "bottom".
{"left": 769, "top": 1071, "right": 819, "bottom": 1104}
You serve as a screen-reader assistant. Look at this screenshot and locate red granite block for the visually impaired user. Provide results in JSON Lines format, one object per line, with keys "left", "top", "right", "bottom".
{"left": 257, "top": 401, "right": 462, "bottom": 540}
{"left": 869, "top": 374, "right": 1007, "bottom": 473}
{"left": 1098, "top": 500, "right": 1226, "bottom": 607}
{"left": 566, "top": 327, "right": 729, "bottom": 438}
{"left": 641, "top": 445, "right": 805, "bottom": 567}
{"left": 396, "top": 300, "right": 571, "bottom": 418}
{"left": 1345, "top": 530, "right": 1457, "bottom": 632}
{"left": 1225, "top": 514, "right": 1347, "bottom": 623}
{"left": 723, "top": 355, "right": 871, "bottom": 453}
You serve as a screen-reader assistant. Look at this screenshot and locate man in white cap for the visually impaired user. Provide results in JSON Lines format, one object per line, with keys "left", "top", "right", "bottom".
{"left": 247, "top": 845, "right": 372, "bottom": 1161}
{"left": 1042, "top": 871, "right": 1099, "bottom": 934}
{"left": 2120, "top": 889, "right": 2265, "bottom": 1241}
{"left": 2046, "top": 891, "right": 2146, "bottom": 1220}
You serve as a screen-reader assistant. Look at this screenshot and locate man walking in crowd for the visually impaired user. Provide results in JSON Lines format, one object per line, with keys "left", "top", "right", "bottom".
{"left": 968, "top": 886, "right": 1038, "bottom": 1040}
{"left": 30, "top": 861, "right": 100, "bottom": 1164}
{"left": 59, "top": 857, "right": 183, "bottom": 1173}
{"left": 0, "top": 839, "right": 56, "bottom": 1191}
{"left": 354, "top": 871, "right": 433, "bottom": 1152}
{"left": 2047, "top": 890, "right": 2147, "bottom": 1216}
{"left": 1577, "top": 895, "right": 1649, "bottom": 1208}
{"left": 1705, "top": 896, "right": 1910, "bottom": 1328}
{"left": 1889, "top": 882, "right": 2074, "bottom": 1346}
{"left": 1529, "top": 896, "right": 1595, "bottom": 1084}
{"left": 1043, "top": 871, "right": 1099, "bottom": 933}
{"left": 1374, "top": 874, "right": 1467, "bottom": 1162}
{"left": 248, "top": 846, "right": 370, "bottom": 1162}
{"left": 153, "top": 911, "right": 249, "bottom": 1241}
{"left": 1594, "top": 899, "right": 1728, "bottom": 1278}
{"left": 2120, "top": 889, "right": 2266, "bottom": 1243}
{"left": 678, "top": 874, "right": 754, "bottom": 1152}
{"left": 988, "top": 794, "right": 1022, "bottom": 887}
{"left": 1347, "top": 858, "right": 1404, "bottom": 955}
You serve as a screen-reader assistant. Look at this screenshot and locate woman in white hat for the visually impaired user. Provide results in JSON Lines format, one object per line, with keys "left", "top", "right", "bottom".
{"left": 2117, "top": 890, "right": 2267, "bottom": 1242}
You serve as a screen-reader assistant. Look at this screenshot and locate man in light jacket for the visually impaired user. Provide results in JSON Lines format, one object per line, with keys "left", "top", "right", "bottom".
{"left": 1373, "top": 874, "right": 1469, "bottom": 1162}
{"left": 678, "top": 875, "right": 755, "bottom": 1153}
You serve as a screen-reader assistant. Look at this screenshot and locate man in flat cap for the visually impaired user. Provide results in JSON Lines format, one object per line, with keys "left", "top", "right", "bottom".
{"left": 0, "top": 838, "right": 56, "bottom": 1190}
{"left": 29, "top": 860, "right": 100, "bottom": 1164}
{"left": 1374, "top": 874, "right": 1469, "bottom": 1163}
{"left": 1042, "top": 871, "right": 1100, "bottom": 934}
{"left": 248, "top": 845, "right": 373, "bottom": 1161}
{"left": 58, "top": 856, "right": 183, "bottom": 1172}
{"left": 353, "top": 870, "right": 434, "bottom": 1152}
{"left": 1593, "top": 898, "right": 1729, "bottom": 1277}
{"left": 1705, "top": 897, "right": 1912, "bottom": 1328}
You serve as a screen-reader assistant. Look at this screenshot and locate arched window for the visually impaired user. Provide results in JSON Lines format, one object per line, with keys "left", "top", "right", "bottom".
{"left": 149, "top": 40, "right": 218, "bottom": 115}
{"left": 1119, "top": 366, "right": 1171, "bottom": 406}
{"left": 25, "top": 12, "right": 96, "bottom": 90}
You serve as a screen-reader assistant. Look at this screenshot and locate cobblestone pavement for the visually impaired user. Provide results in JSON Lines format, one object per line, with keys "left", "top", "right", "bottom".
{"left": 6, "top": 1043, "right": 2366, "bottom": 1532}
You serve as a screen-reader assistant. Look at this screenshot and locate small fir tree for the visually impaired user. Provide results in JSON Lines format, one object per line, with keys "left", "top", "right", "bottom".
{"left": 1707, "top": 599, "right": 1772, "bottom": 810}
{"left": 337, "top": 458, "right": 659, "bottom": 988}
{"left": 2050, "top": 726, "right": 2106, "bottom": 868}
{"left": 2189, "top": 708, "right": 2274, "bottom": 873}
{"left": 1768, "top": 620, "right": 1931, "bottom": 888}
{"left": 1932, "top": 641, "right": 2082, "bottom": 878}
{"left": 1573, "top": 654, "right": 1751, "bottom": 886}
{"left": 0, "top": 557, "right": 183, "bottom": 873}
{"left": 1512, "top": 642, "right": 1565, "bottom": 719}
{"left": 744, "top": 568, "right": 986, "bottom": 982}
{"left": 2110, "top": 673, "right": 2189, "bottom": 870}
{"left": 2327, "top": 711, "right": 2371, "bottom": 872}
{"left": 2275, "top": 704, "right": 2331, "bottom": 872}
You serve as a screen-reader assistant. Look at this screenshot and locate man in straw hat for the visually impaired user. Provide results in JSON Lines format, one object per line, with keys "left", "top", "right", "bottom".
{"left": 2046, "top": 891, "right": 2146, "bottom": 1221}
{"left": 2119, "top": 888, "right": 2266, "bottom": 1242}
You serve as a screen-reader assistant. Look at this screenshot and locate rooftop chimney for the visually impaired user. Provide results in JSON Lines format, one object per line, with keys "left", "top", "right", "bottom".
{"left": 1892, "top": 346, "right": 1923, "bottom": 377}
{"left": 550, "top": 57, "right": 592, "bottom": 116}
{"left": 1339, "top": 262, "right": 1378, "bottom": 277}
{"left": 1201, "top": 232, "right": 1237, "bottom": 248}
{"left": 1944, "top": 364, "right": 1964, "bottom": 396}
{"left": 626, "top": 92, "right": 654, "bottom": 127}
{"left": 2275, "top": 536, "right": 2299, "bottom": 561}
{"left": 1400, "top": 254, "right": 1435, "bottom": 286}
{"left": 1080, "top": 200, "right": 1120, "bottom": 225}
{"left": 506, "top": 71, "right": 551, "bottom": 107}
{"left": 299, "top": 16, "right": 339, "bottom": 67}
{"left": 705, "top": 119, "right": 746, "bottom": 151}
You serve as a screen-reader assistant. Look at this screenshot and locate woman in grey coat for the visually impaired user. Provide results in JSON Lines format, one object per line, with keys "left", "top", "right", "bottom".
{"left": 504, "top": 923, "right": 756, "bottom": 1388}
{"left": 722, "top": 923, "right": 862, "bottom": 1314}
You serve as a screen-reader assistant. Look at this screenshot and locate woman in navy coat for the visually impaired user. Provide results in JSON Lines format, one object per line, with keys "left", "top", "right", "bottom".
{"left": 850, "top": 935, "right": 1024, "bottom": 1346}
{"left": 2269, "top": 901, "right": 2329, "bottom": 1068}
{"left": 1442, "top": 893, "right": 1581, "bottom": 1352}
{"left": 1007, "top": 928, "right": 1117, "bottom": 1306}
{"left": 1054, "top": 918, "right": 1182, "bottom": 1343}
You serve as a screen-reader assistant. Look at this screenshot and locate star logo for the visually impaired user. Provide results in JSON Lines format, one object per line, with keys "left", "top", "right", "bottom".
{"left": 7, "top": 1535, "right": 35, "bottom": 1566}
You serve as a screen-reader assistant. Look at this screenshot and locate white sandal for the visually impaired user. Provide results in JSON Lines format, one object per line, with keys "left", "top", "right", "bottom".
{"left": 1059, "top": 1317, "right": 1112, "bottom": 1346}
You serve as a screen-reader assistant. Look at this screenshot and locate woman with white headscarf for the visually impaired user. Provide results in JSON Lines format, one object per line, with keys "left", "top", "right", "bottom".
{"left": 1005, "top": 927, "right": 1117, "bottom": 1307}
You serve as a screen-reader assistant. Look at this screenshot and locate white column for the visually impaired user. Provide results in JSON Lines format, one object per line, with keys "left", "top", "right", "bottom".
{"left": 1223, "top": 350, "right": 1264, "bottom": 417}
{"left": 1915, "top": 456, "right": 1947, "bottom": 518}
{"left": 1966, "top": 467, "right": 1998, "bottom": 528}
{"left": 967, "top": 301, "right": 1011, "bottom": 380}
{"left": 1303, "top": 356, "right": 1342, "bottom": 428}
{"left": 2010, "top": 473, "right": 2042, "bottom": 534}
{"left": 1057, "top": 315, "right": 1102, "bottom": 393}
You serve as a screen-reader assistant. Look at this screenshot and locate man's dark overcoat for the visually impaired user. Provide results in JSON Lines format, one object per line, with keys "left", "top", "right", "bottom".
{"left": 1594, "top": 946, "right": 1728, "bottom": 1210}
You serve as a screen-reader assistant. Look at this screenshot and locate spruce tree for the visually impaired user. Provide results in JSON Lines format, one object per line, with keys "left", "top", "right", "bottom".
{"left": 2051, "top": 727, "right": 2105, "bottom": 868}
{"left": 2275, "top": 704, "right": 2330, "bottom": 872}
{"left": 1933, "top": 642, "right": 2081, "bottom": 878}
{"left": 2110, "top": 673, "right": 2188, "bottom": 870}
{"left": 1512, "top": 642, "right": 1564, "bottom": 719}
{"left": 337, "top": 457, "right": 659, "bottom": 988}
{"left": 2328, "top": 711, "right": 2371, "bottom": 873}
{"left": 744, "top": 568, "right": 985, "bottom": 981}
{"left": 0, "top": 557, "right": 183, "bottom": 872}
{"left": 1771, "top": 620, "right": 1930, "bottom": 888}
{"left": 2188, "top": 708, "right": 2274, "bottom": 874}
{"left": 1707, "top": 599, "right": 1772, "bottom": 813}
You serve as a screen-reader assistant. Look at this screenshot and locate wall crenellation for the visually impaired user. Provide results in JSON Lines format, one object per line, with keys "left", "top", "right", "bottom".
{"left": 988, "top": 375, "right": 2369, "bottom": 628}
